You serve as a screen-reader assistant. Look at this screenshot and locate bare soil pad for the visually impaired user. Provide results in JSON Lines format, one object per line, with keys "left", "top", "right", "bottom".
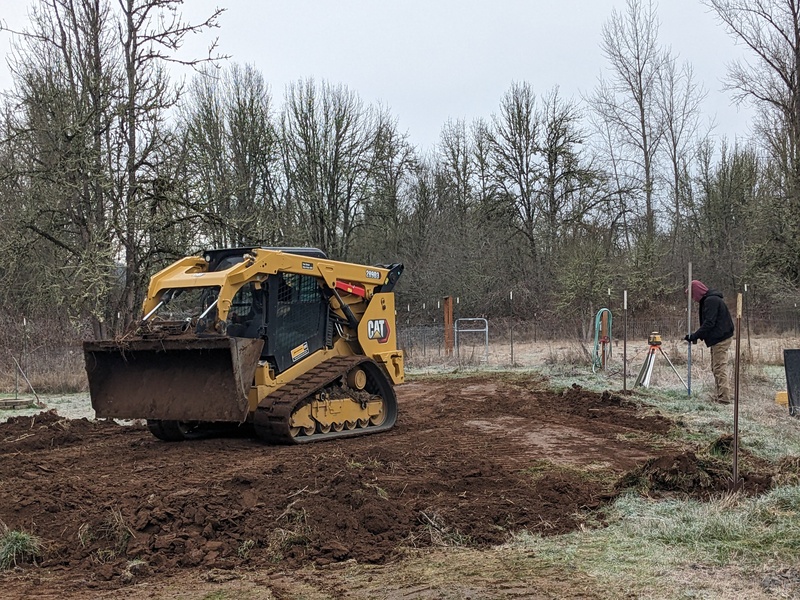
{"left": 0, "top": 374, "right": 776, "bottom": 598}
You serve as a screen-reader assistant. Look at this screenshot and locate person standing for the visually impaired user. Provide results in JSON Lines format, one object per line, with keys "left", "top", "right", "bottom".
{"left": 684, "top": 280, "right": 735, "bottom": 404}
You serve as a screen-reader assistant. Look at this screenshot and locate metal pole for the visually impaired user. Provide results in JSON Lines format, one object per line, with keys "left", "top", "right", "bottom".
{"left": 509, "top": 291, "right": 514, "bottom": 367}
{"left": 687, "top": 263, "right": 693, "bottom": 396}
{"left": 744, "top": 283, "right": 751, "bottom": 356}
{"left": 623, "top": 290, "right": 628, "bottom": 394}
{"left": 600, "top": 310, "right": 609, "bottom": 370}
{"left": 22, "top": 316, "right": 28, "bottom": 383}
{"left": 730, "top": 293, "right": 744, "bottom": 491}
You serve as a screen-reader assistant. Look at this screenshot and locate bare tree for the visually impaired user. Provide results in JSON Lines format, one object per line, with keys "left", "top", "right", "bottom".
{"left": 470, "top": 117, "right": 498, "bottom": 211}
{"left": 437, "top": 118, "right": 473, "bottom": 220}
{"left": 589, "top": 0, "right": 667, "bottom": 246}
{"left": 396, "top": 160, "right": 436, "bottom": 309}
{"left": 705, "top": 0, "right": 800, "bottom": 282}
{"left": 280, "top": 79, "right": 379, "bottom": 259}
{"left": 657, "top": 56, "right": 706, "bottom": 248}
{"left": 488, "top": 82, "right": 541, "bottom": 264}
{"left": 355, "top": 109, "right": 415, "bottom": 262}
{"left": 537, "top": 88, "right": 599, "bottom": 259}
{"left": 180, "top": 63, "right": 280, "bottom": 247}
{"left": 3, "top": 0, "right": 122, "bottom": 338}
{"left": 1, "top": 0, "right": 223, "bottom": 337}
{"left": 115, "top": 0, "right": 224, "bottom": 324}
{"left": 691, "top": 139, "right": 760, "bottom": 288}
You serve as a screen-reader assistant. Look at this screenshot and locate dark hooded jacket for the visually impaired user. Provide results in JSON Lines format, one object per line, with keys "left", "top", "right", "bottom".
{"left": 690, "top": 289, "right": 734, "bottom": 347}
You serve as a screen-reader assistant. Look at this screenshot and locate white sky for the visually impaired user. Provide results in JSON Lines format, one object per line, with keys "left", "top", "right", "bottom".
{"left": 1, "top": 0, "right": 754, "bottom": 152}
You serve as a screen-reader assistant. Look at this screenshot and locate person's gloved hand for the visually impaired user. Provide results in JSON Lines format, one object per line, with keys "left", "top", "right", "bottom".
{"left": 683, "top": 334, "right": 697, "bottom": 344}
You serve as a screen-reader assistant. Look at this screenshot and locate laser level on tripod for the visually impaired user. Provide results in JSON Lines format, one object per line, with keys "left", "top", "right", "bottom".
{"left": 635, "top": 331, "right": 688, "bottom": 390}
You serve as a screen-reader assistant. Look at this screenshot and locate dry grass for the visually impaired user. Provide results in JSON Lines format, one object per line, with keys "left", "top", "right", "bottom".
{"left": 263, "top": 503, "right": 311, "bottom": 563}
{"left": 405, "top": 334, "right": 800, "bottom": 372}
{"left": 77, "top": 507, "right": 136, "bottom": 564}
{"left": 0, "top": 523, "right": 42, "bottom": 570}
{"left": 0, "top": 350, "right": 87, "bottom": 394}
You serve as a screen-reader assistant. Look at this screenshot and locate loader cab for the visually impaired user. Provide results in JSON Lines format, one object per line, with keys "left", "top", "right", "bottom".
{"left": 267, "top": 273, "right": 328, "bottom": 372}
{"left": 226, "top": 274, "right": 329, "bottom": 373}
{"left": 208, "top": 247, "right": 331, "bottom": 374}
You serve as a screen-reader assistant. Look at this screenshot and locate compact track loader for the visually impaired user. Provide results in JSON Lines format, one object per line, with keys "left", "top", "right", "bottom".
{"left": 83, "top": 247, "right": 404, "bottom": 444}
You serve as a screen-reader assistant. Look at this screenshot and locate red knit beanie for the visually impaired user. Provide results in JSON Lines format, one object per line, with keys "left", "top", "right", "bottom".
{"left": 690, "top": 280, "right": 708, "bottom": 302}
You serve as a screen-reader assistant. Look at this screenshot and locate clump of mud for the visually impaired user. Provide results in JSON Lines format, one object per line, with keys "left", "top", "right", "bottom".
{"left": 615, "top": 446, "right": 773, "bottom": 498}
{"left": 1, "top": 410, "right": 122, "bottom": 451}
{"left": 557, "top": 385, "right": 673, "bottom": 434}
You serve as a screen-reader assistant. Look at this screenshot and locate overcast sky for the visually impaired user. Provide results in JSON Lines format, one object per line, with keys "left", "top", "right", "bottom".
{"left": 1, "top": 1, "right": 754, "bottom": 152}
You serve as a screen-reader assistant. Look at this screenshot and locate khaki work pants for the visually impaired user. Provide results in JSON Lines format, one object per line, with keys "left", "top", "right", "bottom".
{"left": 710, "top": 337, "right": 733, "bottom": 403}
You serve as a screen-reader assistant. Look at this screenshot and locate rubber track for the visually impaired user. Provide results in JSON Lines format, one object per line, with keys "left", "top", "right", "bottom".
{"left": 252, "top": 355, "right": 397, "bottom": 445}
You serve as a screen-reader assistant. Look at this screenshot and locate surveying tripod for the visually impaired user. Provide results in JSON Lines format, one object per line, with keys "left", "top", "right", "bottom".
{"left": 634, "top": 332, "right": 688, "bottom": 390}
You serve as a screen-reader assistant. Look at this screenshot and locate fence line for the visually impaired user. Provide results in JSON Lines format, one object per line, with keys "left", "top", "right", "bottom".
{"left": 3, "top": 314, "right": 800, "bottom": 381}
{"left": 397, "top": 316, "right": 800, "bottom": 368}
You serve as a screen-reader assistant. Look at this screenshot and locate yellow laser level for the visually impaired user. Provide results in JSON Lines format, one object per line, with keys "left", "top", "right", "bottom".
{"left": 636, "top": 331, "right": 686, "bottom": 390}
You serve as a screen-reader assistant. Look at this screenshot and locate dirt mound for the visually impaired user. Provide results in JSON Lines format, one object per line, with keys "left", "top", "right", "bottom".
{"left": 504, "top": 380, "right": 673, "bottom": 435}
{"left": 1, "top": 410, "right": 122, "bottom": 451}
{"left": 0, "top": 374, "right": 777, "bottom": 594}
{"left": 615, "top": 447, "right": 773, "bottom": 497}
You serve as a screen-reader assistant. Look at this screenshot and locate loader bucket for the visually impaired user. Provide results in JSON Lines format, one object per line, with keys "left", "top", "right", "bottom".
{"left": 83, "top": 337, "right": 264, "bottom": 422}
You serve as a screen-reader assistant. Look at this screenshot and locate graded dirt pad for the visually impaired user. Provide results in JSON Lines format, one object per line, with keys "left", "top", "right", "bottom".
{"left": 0, "top": 375, "right": 774, "bottom": 598}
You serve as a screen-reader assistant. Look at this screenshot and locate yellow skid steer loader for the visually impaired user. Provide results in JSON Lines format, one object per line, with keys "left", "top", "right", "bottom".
{"left": 84, "top": 247, "right": 404, "bottom": 444}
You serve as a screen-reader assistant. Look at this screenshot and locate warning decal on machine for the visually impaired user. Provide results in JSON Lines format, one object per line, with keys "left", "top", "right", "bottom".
{"left": 291, "top": 342, "right": 310, "bottom": 362}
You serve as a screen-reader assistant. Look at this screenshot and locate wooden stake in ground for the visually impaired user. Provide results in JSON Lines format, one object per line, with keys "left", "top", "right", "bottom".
{"left": 443, "top": 296, "right": 454, "bottom": 357}
{"left": 509, "top": 291, "right": 514, "bottom": 367}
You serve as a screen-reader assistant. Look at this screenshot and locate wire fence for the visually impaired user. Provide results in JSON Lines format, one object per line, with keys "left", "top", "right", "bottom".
{"left": 397, "top": 315, "right": 800, "bottom": 369}
{"left": 4, "top": 311, "right": 800, "bottom": 393}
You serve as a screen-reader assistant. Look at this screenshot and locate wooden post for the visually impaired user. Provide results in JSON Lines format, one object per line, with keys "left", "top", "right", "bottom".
{"left": 730, "top": 293, "right": 744, "bottom": 491}
{"left": 443, "top": 296, "right": 454, "bottom": 357}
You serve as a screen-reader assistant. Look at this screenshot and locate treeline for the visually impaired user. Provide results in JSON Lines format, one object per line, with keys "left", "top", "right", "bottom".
{"left": 0, "top": 0, "right": 799, "bottom": 345}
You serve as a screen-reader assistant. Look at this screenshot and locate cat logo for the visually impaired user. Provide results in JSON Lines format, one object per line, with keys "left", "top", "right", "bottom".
{"left": 367, "top": 319, "right": 391, "bottom": 343}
